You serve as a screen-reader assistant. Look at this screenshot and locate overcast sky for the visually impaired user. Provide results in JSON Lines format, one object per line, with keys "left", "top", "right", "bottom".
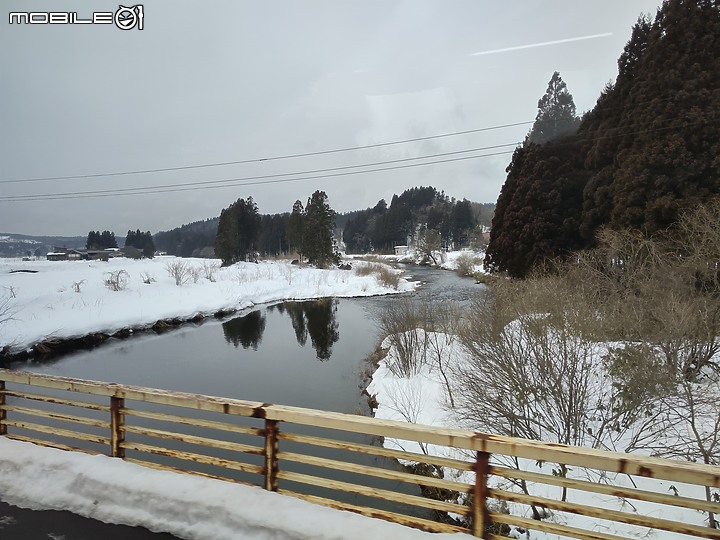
{"left": 1, "top": 0, "right": 663, "bottom": 237}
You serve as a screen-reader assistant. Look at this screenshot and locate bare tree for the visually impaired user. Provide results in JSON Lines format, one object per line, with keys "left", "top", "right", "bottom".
{"left": 104, "top": 270, "right": 129, "bottom": 291}
{"left": 0, "top": 295, "right": 15, "bottom": 326}
{"left": 377, "top": 297, "right": 428, "bottom": 378}
{"left": 165, "top": 261, "right": 191, "bottom": 286}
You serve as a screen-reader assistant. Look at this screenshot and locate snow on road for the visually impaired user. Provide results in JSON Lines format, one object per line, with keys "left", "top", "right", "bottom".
{"left": 0, "top": 438, "right": 462, "bottom": 540}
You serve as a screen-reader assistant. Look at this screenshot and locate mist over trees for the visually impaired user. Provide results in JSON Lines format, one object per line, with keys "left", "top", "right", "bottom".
{"left": 342, "top": 186, "right": 484, "bottom": 254}
{"left": 154, "top": 218, "right": 219, "bottom": 258}
{"left": 486, "top": 0, "right": 720, "bottom": 278}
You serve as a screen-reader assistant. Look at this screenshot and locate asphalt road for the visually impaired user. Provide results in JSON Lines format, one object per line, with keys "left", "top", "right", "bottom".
{"left": 0, "top": 501, "right": 180, "bottom": 540}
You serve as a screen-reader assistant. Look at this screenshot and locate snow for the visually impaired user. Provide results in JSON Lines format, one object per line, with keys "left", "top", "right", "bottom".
{"left": 367, "top": 329, "right": 717, "bottom": 539}
{"left": 0, "top": 256, "right": 416, "bottom": 354}
{"left": 0, "top": 437, "right": 463, "bottom": 540}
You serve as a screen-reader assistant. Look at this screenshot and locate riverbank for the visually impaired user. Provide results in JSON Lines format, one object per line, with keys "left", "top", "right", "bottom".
{"left": 0, "top": 257, "right": 415, "bottom": 360}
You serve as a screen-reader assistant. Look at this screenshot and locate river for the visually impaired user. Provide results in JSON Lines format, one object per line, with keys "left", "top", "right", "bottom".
{"left": 1, "top": 265, "right": 483, "bottom": 539}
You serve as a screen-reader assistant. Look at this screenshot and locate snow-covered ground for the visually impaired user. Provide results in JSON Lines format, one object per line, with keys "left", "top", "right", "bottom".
{"left": 0, "top": 256, "right": 415, "bottom": 354}
{"left": 346, "top": 248, "right": 486, "bottom": 275}
{"left": 367, "top": 330, "right": 717, "bottom": 538}
{"left": 0, "top": 437, "right": 462, "bottom": 540}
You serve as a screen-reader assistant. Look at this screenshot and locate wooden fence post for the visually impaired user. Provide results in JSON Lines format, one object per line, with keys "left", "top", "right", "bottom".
{"left": 264, "top": 419, "right": 279, "bottom": 492}
{"left": 472, "top": 451, "right": 491, "bottom": 538}
{"left": 0, "top": 381, "right": 6, "bottom": 436}
{"left": 110, "top": 395, "right": 125, "bottom": 458}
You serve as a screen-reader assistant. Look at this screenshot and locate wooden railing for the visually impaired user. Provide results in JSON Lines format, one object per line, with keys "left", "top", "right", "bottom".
{"left": 1, "top": 368, "right": 719, "bottom": 539}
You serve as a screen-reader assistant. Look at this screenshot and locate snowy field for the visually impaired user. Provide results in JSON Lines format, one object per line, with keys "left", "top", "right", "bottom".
{"left": 367, "top": 330, "right": 717, "bottom": 539}
{"left": 0, "top": 437, "right": 461, "bottom": 540}
{"left": 0, "top": 256, "right": 415, "bottom": 354}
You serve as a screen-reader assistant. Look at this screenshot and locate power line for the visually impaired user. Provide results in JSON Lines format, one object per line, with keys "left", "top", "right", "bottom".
{"left": 0, "top": 93, "right": 695, "bottom": 186}
{"left": 2, "top": 117, "right": 713, "bottom": 203}
{"left": 3, "top": 117, "right": 710, "bottom": 203}
{"left": 0, "top": 150, "right": 517, "bottom": 202}
{"left": 0, "top": 121, "right": 534, "bottom": 184}
{"left": 0, "top": 142, "right": 521, "bottom": 202}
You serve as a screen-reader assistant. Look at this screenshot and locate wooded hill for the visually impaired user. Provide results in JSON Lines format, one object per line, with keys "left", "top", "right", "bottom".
{"left": 486, "top": 0, "right": 720, "bottom": 278}
{"left": 153, "top": 187, "right": 494, "bottom": 258}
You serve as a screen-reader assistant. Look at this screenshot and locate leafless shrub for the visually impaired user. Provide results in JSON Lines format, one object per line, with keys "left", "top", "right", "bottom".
{"left": 354, "top": 263, "right": 400, "bottom": 289}
{"left": 202, "top": 261, "right": 220, "bottom": 282}
{"left": 0, "top": 295, "right": 15, "bottom": 326}
{"left": 165, "top": 261, "right": 190, "bottom": 286}
{"left": 4, "top": 286, "right": 17, "bottom": 299}
{"left": 72, "top": 280, "right": 86, "bottom": 293}
{"left": 140, "top": 272, "right": 156, "bottom": 284}
{"left": 104, "top": 270, "right": 129, "bottom": 291}
{"left": 454, "top": 253, "right": 476, "bottom": 277}
{"left": 353, "top": 263, "right": 377, "bottom": 277}
{"left": 378, "top": 297, "right": 431, "bottom": 378}
{"left": 376, "top": 266, "right": 400, "bottom": 289}
{"left": 188, "top": 265, "right": 202, "bottom": 283}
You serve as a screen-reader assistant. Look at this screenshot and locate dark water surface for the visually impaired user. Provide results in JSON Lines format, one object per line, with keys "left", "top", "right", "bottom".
{"left": 2, "top": 265, "right": 482, "bottom": 539}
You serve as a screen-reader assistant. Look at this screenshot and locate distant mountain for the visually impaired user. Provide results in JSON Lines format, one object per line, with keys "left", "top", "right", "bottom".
{"left": 0, "top": 233, "right": 87, "bottom": 258}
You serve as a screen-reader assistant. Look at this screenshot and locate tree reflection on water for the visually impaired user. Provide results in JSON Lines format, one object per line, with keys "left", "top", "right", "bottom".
{"left": 269, "top": 299, "right": 339, "bottom": 361}
{"left": 221, "top": 310, "right": 266, "bottom": 350}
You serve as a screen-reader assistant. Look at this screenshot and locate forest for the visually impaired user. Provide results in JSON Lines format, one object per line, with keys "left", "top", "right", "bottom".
{"left": 485, "top": 0, "right": 720, "bottom": 277}
{"left": 153, "top": 188, "right": 493, "bottom": 260}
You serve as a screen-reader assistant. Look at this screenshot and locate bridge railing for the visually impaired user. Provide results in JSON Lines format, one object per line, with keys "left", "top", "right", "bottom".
{"left": 1, "top": 368, "right": 719, "bottom": 539}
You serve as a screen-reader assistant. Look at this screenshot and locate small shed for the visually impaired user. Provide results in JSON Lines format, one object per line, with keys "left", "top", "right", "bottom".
{"left": 47, "top": 252, "right": 68, "bottom": 261}
{"left": 394, "top": 245, "right": 408, "bottom": 256}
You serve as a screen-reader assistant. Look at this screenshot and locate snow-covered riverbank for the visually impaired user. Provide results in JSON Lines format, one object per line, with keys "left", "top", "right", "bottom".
{"left": 367, "top": 329, "right": 717, "bottom": 539}
{"left": 0, "top": 257, "right": 415, "bottom": 356}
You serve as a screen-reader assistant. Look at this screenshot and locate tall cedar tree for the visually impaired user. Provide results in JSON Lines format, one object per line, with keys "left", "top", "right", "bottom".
{"left": 485, "top": 72, "right": 583, "bottom": 277}
{"left": 286, "top": 200, "right": 305, "bottom": 261}
{"left": 215, "top": 197, "right": 261, "bottom": 266}
{"left": 528, "top": 71, "right": 581, "bottom": 145}
{"left": 487, "top": 0, "right": 720, "bottom": 277}
{"left": 579, "top": 0, "right": 720, "bottom": 239}
{"left": 303, "top": 190, "right": 338, "bottom": 267}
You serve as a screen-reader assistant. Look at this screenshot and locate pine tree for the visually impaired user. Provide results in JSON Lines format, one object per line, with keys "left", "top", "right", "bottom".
{"left": 303, "top": 190, "right": 338, "bottom": 267}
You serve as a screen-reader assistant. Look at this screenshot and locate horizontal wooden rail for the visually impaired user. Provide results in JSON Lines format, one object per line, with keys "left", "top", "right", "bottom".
{"left": 1, "top": 368, "right": 719, "bottom": 539}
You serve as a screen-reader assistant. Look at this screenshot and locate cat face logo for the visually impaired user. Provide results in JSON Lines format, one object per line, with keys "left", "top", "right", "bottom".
{"left": 114, "top": 5, "right": 143, "bottom": 30}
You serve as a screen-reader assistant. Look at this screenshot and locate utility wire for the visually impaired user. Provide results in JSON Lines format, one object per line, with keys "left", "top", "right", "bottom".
{"left": 0, "top": 150, "right": 517, "bottom": 202}
{"left": 0, "top": 121, "right": 533, "bottom": 184}
{"left": 0, "top": 93, "right": 693, "bottom": 185}
{"left": 0, "top": 143, "right": 521, "bottom": 201}
{"left": 2, "top": 118, "right": 711, "bottom": 203}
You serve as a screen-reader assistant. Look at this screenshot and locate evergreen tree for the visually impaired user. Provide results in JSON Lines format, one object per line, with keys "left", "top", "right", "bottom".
{"left": 286, "top": 200, "right": 305, "bottom": 261}
{"left": 214, "top": 197, "right": 261, "bottom": 266}
{"left": 527, "top": 71, "right": 581, "bottom": 145}
{"left": 450, "top": 199, "right": 475, "bottom": 247}
{"left": 303, "top": 190, "right": 338, "bottom": 267}
{"left": 486, "top": 72, "right": 584, "bottom": 277}
{"left": 86, "top": 231, "right": 99, "bottom": 249}
{"left": 580, "top": 0, "right": 720, "bottom": 239}
{"left": 142, "top": 231, "right": 156, "bottom": 258}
